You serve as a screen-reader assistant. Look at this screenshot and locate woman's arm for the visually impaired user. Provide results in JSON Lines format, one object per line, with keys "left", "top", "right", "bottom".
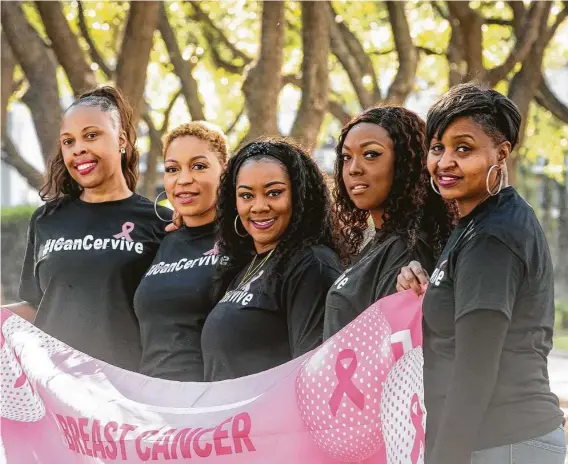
{"left": 2, "top": 302, "right": 38, "bottom": 322}
{"left": 428, "top": 309, "right": 509, "bottom": 464}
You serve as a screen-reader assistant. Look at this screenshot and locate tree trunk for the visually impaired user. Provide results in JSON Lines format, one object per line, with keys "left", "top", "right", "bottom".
{"left": 1, "top": 136, "right": 43, "bottom": 191}
{"left": 290, "top": 1, "right": 330, "bottom": 150}
{"left": 242, "top": 1, "right": 285, "bottom": 142}
{"left": 557, "top": 169, "right": 568, "bottom": 328}
{"left": 541, "top": 174, "right": 553, "bottom": 240}
{"left": 386, "top": 2, "right": 418, "bottom": 104}
{"left": 481, "top": 2, "right": 546, "bottom": 87}
{"left": 35, "top": 1, "right": 96, "bottom": 95}
{"left": 140, "top": 115, "right": 162, "bottom": 199}
{"left": 115, "top": 1, "right": 160, "bottom": 124}
{"left": 507, "top": 2, "right": 553, "bottom": 184}
{"left": 1, "top": 2, "right": 62, "bottom": 162}
{"left": 1, "top": 32, "right": 16, "bottom": 138}
{"left": 158, "top": 4, "right": 205, "bottom": 121}
{"left": 328, "top": 4, "right": 373, "bottom": 109}
{"left": 446, "top": 2, "right": 484, "bottom": 80}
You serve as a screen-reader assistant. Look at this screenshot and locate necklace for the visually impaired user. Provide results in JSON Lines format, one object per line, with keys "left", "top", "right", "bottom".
{"left": 238, "top": 249, "right": 275, "bottom": 288}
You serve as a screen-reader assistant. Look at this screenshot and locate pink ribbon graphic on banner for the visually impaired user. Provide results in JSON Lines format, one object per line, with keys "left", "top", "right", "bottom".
{"left": 410, "top": 393, "right": 425, "bottom": 464}
{"left": 113, "top": 222, "right": 135, "bottom": 241}
{"left": 329, "top": 349, "right": 365, "bottom": 416}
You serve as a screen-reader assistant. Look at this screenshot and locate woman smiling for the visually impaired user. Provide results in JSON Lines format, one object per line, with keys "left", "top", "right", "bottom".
{"left": 201, "top": 139, "right": 342, "bottom": 381}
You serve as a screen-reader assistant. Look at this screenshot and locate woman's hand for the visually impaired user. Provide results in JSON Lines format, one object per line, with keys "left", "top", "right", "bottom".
{"left": 396, "top": 261, "right": 429, "bottom": 296}
{"left": 165, "top": 211, "right": 183, "bottom": 233}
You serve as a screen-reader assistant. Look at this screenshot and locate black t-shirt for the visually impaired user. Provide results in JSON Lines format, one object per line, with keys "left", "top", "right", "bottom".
{"left": 201, "top": 245, "right": 342, "bottom": 381}
{"left": 324, "top": 232, "right": 434, "bottom": 339}
{"left": 134, "top": 222, "right": 228, "bottom": 381}
{"left": 422, "top": 187, "right": 564, "bottom": 451}
{"left": 19, "top": 194, "right": 170, "bottom": 372}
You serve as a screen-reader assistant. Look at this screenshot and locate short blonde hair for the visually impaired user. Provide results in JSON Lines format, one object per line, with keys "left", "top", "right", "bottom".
{"left": 162, "top": 121, "right": 228, "bottom": 163}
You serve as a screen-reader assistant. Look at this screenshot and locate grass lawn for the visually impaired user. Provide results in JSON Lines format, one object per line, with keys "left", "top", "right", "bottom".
{"left": 554, "top": 330, "right": 568, "bottom": 351}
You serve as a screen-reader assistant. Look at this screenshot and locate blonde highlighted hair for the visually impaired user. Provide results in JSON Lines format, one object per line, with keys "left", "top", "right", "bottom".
{"left": 162, "top": 121, "right": 228, "bottom": 163}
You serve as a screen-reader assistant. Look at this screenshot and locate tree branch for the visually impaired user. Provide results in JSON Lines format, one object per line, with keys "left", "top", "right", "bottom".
{"left": 290, "top": 1, "right": 330, "bottom": 149}
{"left": 447, "top": 1, "right": 484, "bottom": 80}
{"left": 140, "top": 113, "right": 162, "bottom": 199}
{"left": 1, "top": 32, "right": 16, "bottom": 138}
{"left": 77, "top": 1, "right": 113, "bottom": 78}
{"left": 481, "top": 1, "right": 547, "bottom": 86}
{"left": 1, "top": 136, "right": 44, "bottom": 191}
{"left": 115, "top": 1, "right": 160, "bottom": 123}
{"left": 158, "top": 3, "right": 205, "bottom": 121}
{"left": 484, "top": 17, "right": 513, "bottom": 26}
{"left": 386, "top": 1, "right": 418, "bottom": 104}
{"left": 431, "top": 1, "right": 449, "bottom": 20}
{"left": 242, "top": 1, "right": 285, "bottom": 141}
{"left": 35, "top": 2, "right": 97, "bottom": 95}
{"left": 545, "top": 3, "right": 568, "bottom": 43}
{"left": 328, "top": 4, "right": 373, "bottom": 108}
{"left": 161, "top": 88, "right": 183, "bottom": 134}
{"left": 535, "top": 77, "right": 568, "bottom": 124}
{"left": 189, "top": 2, "right": 252, "bottom": 64}
{"left": 327, "top": 99, "right": 352, "bottom": 125}
{"left": 225, "top": 106, "right": 244, "bottom": 136}
{"left": 1, "top": 2, "right": 62, "bottom": 162}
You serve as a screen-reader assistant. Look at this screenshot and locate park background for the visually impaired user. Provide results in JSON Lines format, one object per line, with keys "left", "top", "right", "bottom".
{"left": 1, "top": 1, "right": 567, "bottom": 348}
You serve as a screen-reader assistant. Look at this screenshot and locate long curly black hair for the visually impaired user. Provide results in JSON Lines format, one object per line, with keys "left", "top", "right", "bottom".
{"left": 214, "top": 138, "right": 337, "bottom": 298}
{"left": 333, "top": 105, "right": 456, "bottom": 263}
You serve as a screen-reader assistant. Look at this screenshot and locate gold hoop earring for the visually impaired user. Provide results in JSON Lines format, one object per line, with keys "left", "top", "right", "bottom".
{"left": 486, "top": 165, "right": 503, "bottom": 196}
{"left": 234, "top": 216, "right": 248, "bottom": 237}
{"left": 154, "top": 191, "right": 172, "bottom": 222}
{"left": 430, "top": 176, "right": 441, "bottom": 195}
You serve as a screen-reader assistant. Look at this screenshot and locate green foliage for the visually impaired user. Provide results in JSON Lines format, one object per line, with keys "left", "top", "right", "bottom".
{"left": 1, "top": 205, "right": 36, "bottom": 226}
{"left": 15, "top": 1, "right": 568, "bottom": 160}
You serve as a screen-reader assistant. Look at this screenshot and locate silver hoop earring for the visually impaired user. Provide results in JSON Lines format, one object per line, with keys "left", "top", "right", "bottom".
{"left": 234, "top": 216, "right": 248, "bottom": 237}
{"left": 486, "top": 165, "right": 503, "bottom": 196}
{"left": 154, "top": 191, "right": 172, "bottom": 222}
{"left": 430, "top": 176, "right": 441, "bottom": 195}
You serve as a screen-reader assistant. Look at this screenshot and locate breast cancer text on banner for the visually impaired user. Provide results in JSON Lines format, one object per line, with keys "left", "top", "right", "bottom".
{"left": 0, "top": 290, "right": 425, "bottom": 464}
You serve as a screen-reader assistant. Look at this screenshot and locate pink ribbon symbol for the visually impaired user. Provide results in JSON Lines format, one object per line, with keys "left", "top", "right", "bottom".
{"left": 410, "top": 393, "right": 425, "bottom": 464}
{"left": 13, "top": 349, "right": 34, "bottom": 394}
{"left": 113, "top": 222, "right": 135, "bottom": 241}
{"left": 329, "top": 349, "right": 365, "bottom": 416}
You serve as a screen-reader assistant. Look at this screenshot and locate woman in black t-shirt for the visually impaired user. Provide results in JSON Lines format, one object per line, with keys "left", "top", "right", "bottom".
{"left": 201, "top": 139, "right": 342, "bottom": 381}
{"left": 134, "top": 122, "right": 228, "bottom": 381}
{"left": 398, "top": 84, "right": 566, "bottom": 463}
{"left": 323, "top": 106, "right": 454, "bottom": 339}
{"left": 6, "top": 86, "right": 170, "bottom": 372}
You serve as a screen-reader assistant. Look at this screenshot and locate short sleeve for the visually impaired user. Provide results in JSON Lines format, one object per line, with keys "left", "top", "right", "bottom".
{"left": 18, "top": 210, "right": 43, "bottom": 308}
{"left": 372, "top": 237, "right": 435, "bottom": 302}
{"left": 454, "top": 234, "right": 524, "bottom": 321}
{"left": 282, "top": 249, "right": 341, "bottom": 357}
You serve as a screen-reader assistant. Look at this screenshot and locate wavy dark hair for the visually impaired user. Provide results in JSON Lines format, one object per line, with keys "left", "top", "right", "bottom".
{"left": 214, "top": 138, "right": 337, "bottom": 298}
{"left": 39, "top": 86, "right": 139, "bottom": 213}
{"left": 333, "top": 105, "right": 456, "bottom": 263}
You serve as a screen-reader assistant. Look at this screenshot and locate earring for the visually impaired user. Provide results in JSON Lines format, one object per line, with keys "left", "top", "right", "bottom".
{"left": 154, "top": 191, "right": 172, "bottom": 222}
{"left": 120, "top": 147, "right": 126, "bottom": 155}
{"left": 486, "top": 165, "right": 503, "bottom": 196}
{"left": 430, "top": 176, "right": 441, "bottom": 195}
{"left": 234, "top": 216, "right": 248, "bottom": 237}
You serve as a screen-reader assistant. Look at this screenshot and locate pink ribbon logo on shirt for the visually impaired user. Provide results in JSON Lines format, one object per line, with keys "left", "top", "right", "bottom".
{"left": 329, "top": 349, "right": 365, "bottom": 416}
{"left": 113, "top": 222, "right": 135, "bottom": 241}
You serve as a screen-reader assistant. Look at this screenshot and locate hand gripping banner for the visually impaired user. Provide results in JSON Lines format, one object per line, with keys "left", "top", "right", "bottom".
{"left": 0, "top": 290, "right": 425, "bottom": 464}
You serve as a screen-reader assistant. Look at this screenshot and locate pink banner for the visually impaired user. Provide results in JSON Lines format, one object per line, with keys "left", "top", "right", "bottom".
{"left": 0, "top": 290, "right": 424, "bottom": 464}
